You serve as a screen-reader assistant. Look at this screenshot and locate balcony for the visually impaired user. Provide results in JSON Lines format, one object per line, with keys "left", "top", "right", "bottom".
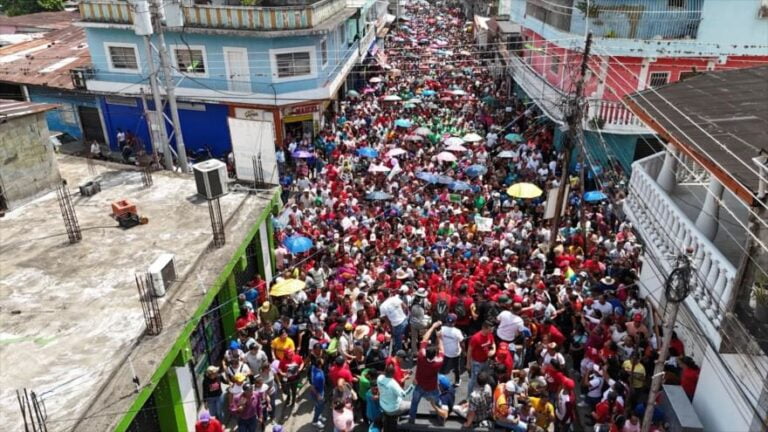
{"left": 524, "top": 0, "right": 703, "bottom": 40}
{"left": 79, "top": 0, "right": 347, "bottom": 31}
{"left": 508, "top": 53, "right": 650, "bottom": 134}
{"left": 624, "top": 151, "right": 749, "bottom": 345}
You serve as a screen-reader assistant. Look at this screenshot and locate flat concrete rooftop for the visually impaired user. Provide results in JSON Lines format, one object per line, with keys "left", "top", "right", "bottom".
{"left": 0, "top": 156, "right": 277, "bottom": 431}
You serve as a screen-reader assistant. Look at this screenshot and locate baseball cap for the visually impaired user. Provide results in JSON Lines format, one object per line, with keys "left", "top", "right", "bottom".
{"left": 199, "top": 411, "right": 211, "bottom": 422}
{"left": 395, "top": 349, "right": 407, "bottom": 358}
{"left": 633, "top": 313, "right": 643, "bottom": 322}
{"left": 445, "top": 313, "right": 457, "bottom": 324}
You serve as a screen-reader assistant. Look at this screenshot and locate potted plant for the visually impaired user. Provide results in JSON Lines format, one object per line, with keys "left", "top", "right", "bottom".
{"left": 752, "top": 273, "right": 768, "bottom": 321}
{"left": 576, "top": 1, "right": 600, "bottom": 18}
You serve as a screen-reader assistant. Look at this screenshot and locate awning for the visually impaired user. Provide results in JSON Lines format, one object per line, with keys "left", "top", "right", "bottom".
{"left": 384, "top": 13, "right": 396, "bottom": 24}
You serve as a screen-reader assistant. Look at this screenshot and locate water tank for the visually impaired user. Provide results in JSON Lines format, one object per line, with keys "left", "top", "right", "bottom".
{"left": 132, "top": 0, "right": 154, "bottom": 36}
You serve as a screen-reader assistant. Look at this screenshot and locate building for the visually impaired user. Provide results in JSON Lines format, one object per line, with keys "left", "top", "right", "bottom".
{"left": 623, "top": 66, "right": 768, "bottom": 432}
{"left": 0, "top": 155, "right": 280, "bottom": 431}
{"left": 0, "top": 99, "right": 62, "bottom": 211}
{"left": 0, "top": 10, "right": 79, "bottom": 35}
{"left": 76, "top": 0, "right": 388, "bottom": 158}
{"left": 496, "top": 0, "right": 768, "bottom": 172}
{"left": 0, "top": 25, "right": 107, "bottom": 147}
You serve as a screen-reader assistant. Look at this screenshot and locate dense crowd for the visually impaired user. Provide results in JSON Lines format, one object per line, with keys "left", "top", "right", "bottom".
{"left": 194, "top": 3, "right": 700, "bottom": 432}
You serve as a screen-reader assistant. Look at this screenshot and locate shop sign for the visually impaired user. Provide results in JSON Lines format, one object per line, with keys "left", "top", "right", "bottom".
{"left": 285, "top": 104, "right": 318, "bottom": 116}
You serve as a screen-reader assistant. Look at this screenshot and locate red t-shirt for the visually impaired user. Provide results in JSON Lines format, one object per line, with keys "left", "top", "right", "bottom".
{"left": 385, "top": 356, "right": 406, "bottom": 386}
{"left": 196, "top": 419, "right": 224, "bottom": 432}
{"left": 415, "top": 341, "right": 443, "bottom": 391}
{"left": 594, "top": 400, "right": 623, "bottom": 423}
{"left": 451, "top": 295, "right": 474, "bottom": 326}
{"left": 329, "top": 363, "right": 354, "bottom": 385}
{"left": 681, "top": 367, "right": 700, "bottom": 398}
{"left": 469, "top": 331, "right": 495, "bottom": 363}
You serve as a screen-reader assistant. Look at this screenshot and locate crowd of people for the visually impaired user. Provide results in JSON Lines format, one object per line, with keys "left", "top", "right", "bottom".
{"left": 194, "top": 2, "right": 700, "bottom": 432}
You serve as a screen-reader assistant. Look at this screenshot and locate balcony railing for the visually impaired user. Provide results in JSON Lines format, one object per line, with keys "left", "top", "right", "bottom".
{"left": 525, "top": 0, "right": 703, "bottom": 40}
{"left": 624, "top": 152, "right": 737, "bottom": 343}
{"left": 79, "top": 0, "right": 346, "bottom": 30}
{"left": 585, "top": 98, "right": 648, "bottom": 134}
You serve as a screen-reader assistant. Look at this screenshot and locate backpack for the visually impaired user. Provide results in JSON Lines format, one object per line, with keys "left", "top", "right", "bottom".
{"left": 435, "top": 294, "right": 449, "bottom": 322}
{"left": 454, "top": 297, "right": 467, "bottom": 320}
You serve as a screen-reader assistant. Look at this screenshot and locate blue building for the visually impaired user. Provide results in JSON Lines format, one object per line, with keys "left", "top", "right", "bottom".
{"left": 78, "top": 0, "right": 388, "bottom": 157}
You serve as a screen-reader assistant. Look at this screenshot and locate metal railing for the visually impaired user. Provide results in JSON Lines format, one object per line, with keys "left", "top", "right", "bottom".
{"left": 624, "top": 152, "right": 736, "bottom": 341}
{"left": 79, "top": 0, "right": 346, "bottom": 30}
{"left": 525, "top": 0, "right": 704, "bottom": 40}
{"left": 585, "top": 98, "right": 649, "bottom": 134}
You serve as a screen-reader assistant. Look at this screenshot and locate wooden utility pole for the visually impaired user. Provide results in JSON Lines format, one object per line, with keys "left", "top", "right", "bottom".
{"left": 550, "top": 33, "right": 592, "bottom": 248}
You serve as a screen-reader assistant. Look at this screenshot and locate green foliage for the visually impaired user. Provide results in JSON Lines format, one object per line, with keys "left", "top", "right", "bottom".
{"left": 754, "top": 273, "right": 768, "bottom": 305}
{"left": 239, "top": 0, "right": 262, "bottom": 5}
{"left": 0, "top": 0, "right": 64, "bottom": 16}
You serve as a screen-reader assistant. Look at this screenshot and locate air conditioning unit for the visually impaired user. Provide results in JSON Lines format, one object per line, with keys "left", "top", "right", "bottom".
{"left": 132, "top": 0, "right": 154, "bottom": 36}
{"left": 163, "top": 0, "right": 184, "bottom": 27}
{"left": 148, "top": 253, "right": 176, "bottom": 297}
{"left": 193, "top": 159, "right": 228, "bottom": 200}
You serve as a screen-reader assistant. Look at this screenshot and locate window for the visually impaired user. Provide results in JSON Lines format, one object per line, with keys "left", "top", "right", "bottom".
{"left": 275, "top": 52, "right": 312, "bottom": 78}
{"left": 668, "top": 0, "right": 685, "bottom": 7}
{"left": 320, "top": 39, "right": 328, "bottom": 67}
{"left": 173, "top": 46, "right": 207, "bottom": 76}
{"left": 338, "top": 26, "right": 346, "bottom": 47}
{"left": 105, "top": 96, "right": 137, "bottom": 107}
{"left": 550, "top": 55, "right": 560, "bottom": 75}
{"left": 106, "top": 44, "right": 138, "bottom": 72}
{"left": 649, "top": 71, "right": 670, "bottom": 88}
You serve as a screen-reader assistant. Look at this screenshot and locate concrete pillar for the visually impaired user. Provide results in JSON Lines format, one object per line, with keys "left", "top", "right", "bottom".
{"left": 657, "top": 148, "right": 678, "bottom": 194}
{"left": 695, "top": 177, "right": 724, "bottom": 240}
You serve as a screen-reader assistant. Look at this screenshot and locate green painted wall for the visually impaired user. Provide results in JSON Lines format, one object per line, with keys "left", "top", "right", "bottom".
{"left": 113, "top": 189, "right": 281, "bottom": 432}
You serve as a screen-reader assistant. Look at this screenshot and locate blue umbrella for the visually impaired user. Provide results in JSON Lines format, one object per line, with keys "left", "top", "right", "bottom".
{"left": 415, "top": 172, "right": 439, "bottom": 184}
{"left": 357, "top": 147, "right": 379, "bottom": 158}
{"left": 504, "top": 133, "right": 524, "bottom": 142}
{"left": 465, "top": 164, "right": 487, "bottom": 178}
{"left": 366, "top": 191, "right": 393, "bottom": 201}
{"left": 292, "top": 150, "right": 314, "bottom": 158}
{"left": 448, "top": 181, "right": 472, "bottom": 191}
{"left": 394, "top": 119, "right": 412, "bottom": 128}
{"left": 421, "top": 89, "right": 436, "bottom": 97}
{"left": 437, "top": 175, "right": 454, "bottom": 185}
{"left": 584, "top": 190, "right": 608, "bottom": 202}
{"left": 284, "top": 235, "right": 313, "bottom": 254}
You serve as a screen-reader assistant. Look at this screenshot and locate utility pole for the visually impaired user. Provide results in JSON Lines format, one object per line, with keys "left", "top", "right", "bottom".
{"left": 143, "top": 36, "right": 174, "bottom": 171}
{"left": 641, "top": 251, "right": 692, "bottom": 432}
{"left": 149, "top": 0, "right": 189, "bottom": 173}
{"left": 550, "top": 33, "right": 592, "bottom": 248}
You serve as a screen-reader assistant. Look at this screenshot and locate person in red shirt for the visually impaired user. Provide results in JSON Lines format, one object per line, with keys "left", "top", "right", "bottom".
{"left": 195, "top": 412, "right": 224, "bottom": 432}
{"left": 451, "top": 284, "right": 475, "bottom": 331}
{"left": 592, "top": 391, "right": 623, "bottom": 425}
{"left": 408, "top": 321, "right": 447, "bottom": 423}
{"left": 494, "top": 342, "right": 514, "bottom": 375}
{"left": 235, "top": 307, "right": 257, "bottom": 333}
{"left": 680, "top": 356, "right": 700, "bottom": 400}
{"left": 384, "top": 350, "right": 409, "bottom": 386}
{"left": 540, "top": 319, "right": 566, "bottom": 346}
{"left": 278, "top": 348, "right": 306, "bottom": 406}
{"left": 329, "top": 356, "right": 355, "bottom": 387}
{"left": 467, "top": 320, "right": 496, "bottom": 394}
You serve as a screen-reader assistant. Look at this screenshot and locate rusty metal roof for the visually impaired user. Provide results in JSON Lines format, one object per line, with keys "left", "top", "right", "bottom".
{"left": 0, "top": 99, "right": 58, "bottom": 119}
{"left": 0, "top": 25, "right": 90, "bottom": 90}
{"left": 0, "top": 11, "right": 79, "bottom": 33}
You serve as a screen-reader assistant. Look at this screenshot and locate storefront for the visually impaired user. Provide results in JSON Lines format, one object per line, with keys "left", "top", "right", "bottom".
{"left": 282, "top": 103, "right": 322, "bottom": 141}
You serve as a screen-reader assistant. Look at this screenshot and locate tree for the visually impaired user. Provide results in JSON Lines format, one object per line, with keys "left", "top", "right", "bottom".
{"left": 0, "top": 0, "right": 64, "bottom": 17}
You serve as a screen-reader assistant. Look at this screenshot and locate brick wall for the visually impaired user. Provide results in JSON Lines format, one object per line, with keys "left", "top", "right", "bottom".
{"left": 0, "top": 112, "right": 61, "bottom": 209}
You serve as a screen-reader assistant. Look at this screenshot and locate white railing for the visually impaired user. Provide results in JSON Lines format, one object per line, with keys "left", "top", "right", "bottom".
{"left": 624, "top": 152, "right": 736, "bottom": 340}
{"left": 585, "top": 98, "right": 650, "bottom": 135}
{"left": 507, "top": 54, "right": 567, "bottom": 123}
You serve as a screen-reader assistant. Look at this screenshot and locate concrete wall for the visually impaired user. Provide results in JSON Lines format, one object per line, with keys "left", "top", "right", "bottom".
{"left": 0, "top": 112, "right": 61, "bottom": 209}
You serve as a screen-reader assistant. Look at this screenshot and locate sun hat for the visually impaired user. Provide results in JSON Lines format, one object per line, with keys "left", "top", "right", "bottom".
{"left": 415, "top": 287, "right": 428, "bottom": 297}
{"left": 259, "top": 301, "right": 271, "bottom": 312}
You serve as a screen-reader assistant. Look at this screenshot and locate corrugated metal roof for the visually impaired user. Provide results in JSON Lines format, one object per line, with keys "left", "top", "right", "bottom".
{"left": 0, "top": 99, "right": 58, "bottom": 119}
{"left": 0, "top": 11, "right": 78, "bottom": 32}
{"left": 626, "top": 65, "right": 768, "bottom": 198}
{"left": 0, "top": 25, "right": 89, "bottom": 90}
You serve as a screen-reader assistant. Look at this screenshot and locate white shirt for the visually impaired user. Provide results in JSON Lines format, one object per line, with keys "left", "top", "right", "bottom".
{"left": 440, "top": 326, "right": 464, "bottom": 358}
{"left": 594, "top": 301, "right": 614, "bottom": 317}
{"left": 379, "top": 296, "right": 407, "bottom": 327}
{"left": 496, "top": 311, "right": 524, "bottom": 341}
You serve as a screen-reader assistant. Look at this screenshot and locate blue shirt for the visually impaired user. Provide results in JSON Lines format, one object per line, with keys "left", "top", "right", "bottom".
{"left": 310, "top": 365, "right": 325, "bottom": 396}
{"left": 365, "top": 389, "right": 382, "bottom": 421}
{"left": 377, "top": 375, "right": 408, "bottom": 413}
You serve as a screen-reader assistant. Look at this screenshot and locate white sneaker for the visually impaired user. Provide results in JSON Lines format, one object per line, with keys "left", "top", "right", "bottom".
{"left": 313, "top": 421, "right": 325, "bottom": 428}
{"left": 319, "top": 415, "right": 328, "bottom": 421}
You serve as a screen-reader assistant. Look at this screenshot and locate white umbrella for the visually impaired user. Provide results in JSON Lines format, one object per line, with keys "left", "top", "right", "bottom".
{"left": 446, "top": 144, "right": 468, "bottom": 152}
{"left": 449, "top": 89, "right": 466, "bottom": 96}
{"left": 369, "top": 76, "right": 383, "bottom": 83}
{"left": 382, "top": 95, "right": 402, "bottom": 102}
{"left": 404, "top": 134, "right": 424, "bottom": 141}
{"left": 414, "top": 127, "right": 432, "bottom": 136}
{"left": 463, "top": 132, "right": 483, "bottom": 142}
{"left": 368, "top": 164, "right": 391, "bottom": 173}
{"left": 386, "top": 148, "right": 408, "bottom": 157}
{"left": 436, "top": 151, "right": 458, "bottom": 162}
{"left": 459, "top": 50, "right": 472, "bottom": 56}
{"left": 408, "top": 97, "right": 422, "bottom": 104}
{"left": 444, "top": 136, "right": 465, "bottom": 146}
{"left": 497, "top": 150, "right": 516, "bottom": 158}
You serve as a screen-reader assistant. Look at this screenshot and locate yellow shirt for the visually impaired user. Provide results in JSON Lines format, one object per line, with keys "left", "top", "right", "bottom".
{"left": 528, "top": 396, "right": 555, "bottom": 429}
{"left": 271, "top": 336, "right": 295, "bottom": 361}
{"left": 622, "top": 359, "right": 646, "bottom": 389}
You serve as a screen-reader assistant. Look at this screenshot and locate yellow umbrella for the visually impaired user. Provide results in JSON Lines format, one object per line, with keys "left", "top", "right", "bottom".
{"left": 270, "top": 279, "right": 306, "bottom": 296}
{"left": 506, "top": 182, "right": 543, "bottom": 199}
